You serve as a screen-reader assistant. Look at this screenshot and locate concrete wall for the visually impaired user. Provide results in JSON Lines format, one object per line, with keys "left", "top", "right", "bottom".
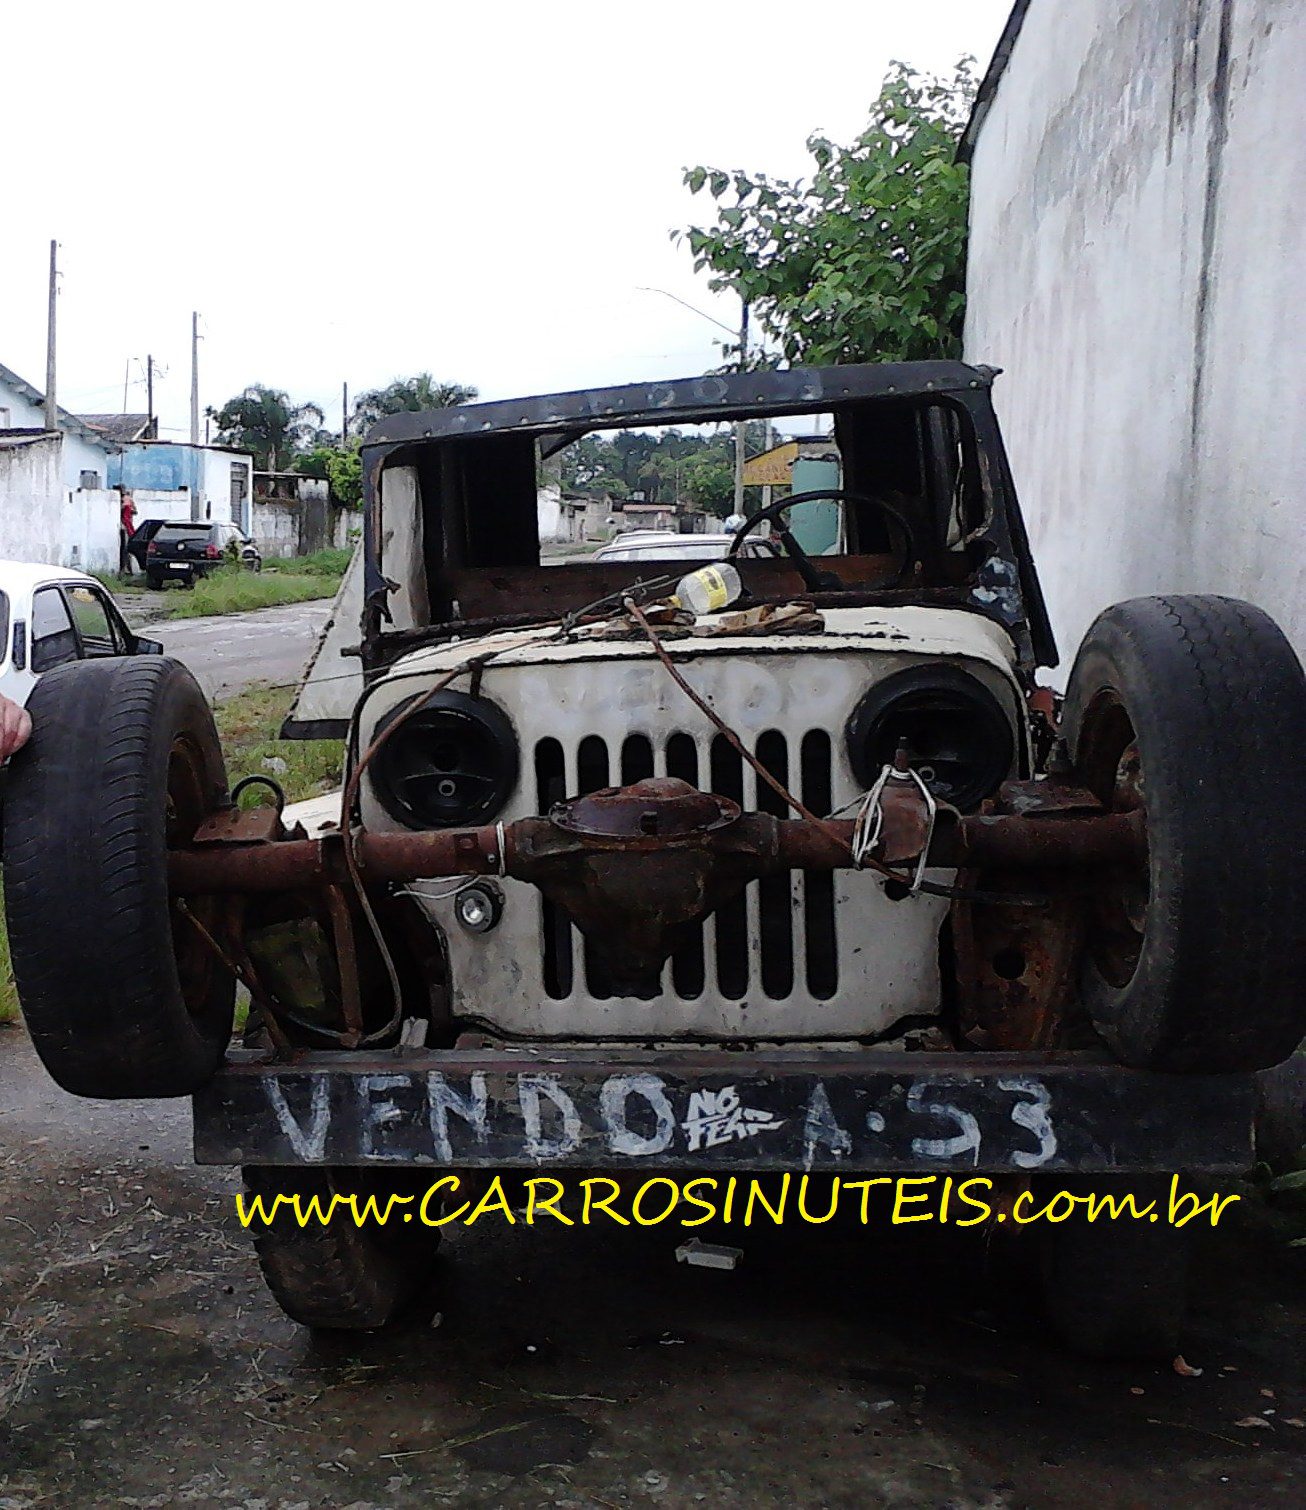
{"left": 964, "top": 0, "right": 1305, "bottom": 672}
{"left": 566, "top": 496, "right": 618, "bottom": 541}
{"left": 203, "top": 450, "right": 252, "bottom": 530}
{"left": 0, "top": 436, "right": 120, "bottom": 570}
{"left": 251, "top": 498, "right": 352, "bottom": 559}
{"left": 130, "top": 488, "right": 193, "bottom": 527}
{"left": 537, "top": 484, "right": 564, "bottom": 543}
{"left": 112, "top": 444, "right": 200, "bottom": 495}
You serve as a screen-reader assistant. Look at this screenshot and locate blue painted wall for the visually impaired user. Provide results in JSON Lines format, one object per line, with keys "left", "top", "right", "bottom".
{"left": 109, "top": 443, "right": 203, "bottom": 493}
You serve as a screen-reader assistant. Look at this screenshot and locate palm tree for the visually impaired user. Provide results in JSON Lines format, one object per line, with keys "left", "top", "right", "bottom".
{"left": 206, "top": 386, "right": 325, "bottom": 470}
{"left": 352, "top": 373, "right": 478, "bottom": 432}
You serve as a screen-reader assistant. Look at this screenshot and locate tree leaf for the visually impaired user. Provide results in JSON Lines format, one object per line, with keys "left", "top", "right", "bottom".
{"left": 674, "top": 58, "right": 976, "bottom": 364}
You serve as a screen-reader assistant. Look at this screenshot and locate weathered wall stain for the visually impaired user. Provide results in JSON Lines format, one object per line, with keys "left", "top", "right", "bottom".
{"left": 965, "top": 0, "right": 1305, "bottom": 669}
{"left": 1190, "top": 0, "right": 1236, "bottom": 446}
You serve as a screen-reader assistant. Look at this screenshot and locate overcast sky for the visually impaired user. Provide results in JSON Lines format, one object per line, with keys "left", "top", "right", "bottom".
{"left": 2, "top": 0, "right": 1011, "bottom": 440}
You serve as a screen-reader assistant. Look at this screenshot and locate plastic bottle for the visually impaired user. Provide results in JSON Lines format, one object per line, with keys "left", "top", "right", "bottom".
{"left": 675, "top": 562, "right": 742, "bottom": 616}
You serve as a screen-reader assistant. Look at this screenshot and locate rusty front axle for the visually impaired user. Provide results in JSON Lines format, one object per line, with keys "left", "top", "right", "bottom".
{"left": 168, "top": 780, "right": 1144, "bottom": 896}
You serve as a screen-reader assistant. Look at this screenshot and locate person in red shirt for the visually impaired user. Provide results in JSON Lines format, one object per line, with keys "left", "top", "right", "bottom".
{"left": 119, "top": 488, "right": 138, "bottom": 575}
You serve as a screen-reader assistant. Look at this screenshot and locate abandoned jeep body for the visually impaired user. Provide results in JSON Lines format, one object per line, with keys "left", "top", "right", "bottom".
{"left": 6, "top": 362, "right": 1304, "bottom": 1354}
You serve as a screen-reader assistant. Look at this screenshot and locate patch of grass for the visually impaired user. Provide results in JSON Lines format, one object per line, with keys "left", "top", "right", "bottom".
{"left": 263, "top": 547, "right": 351, "bottom": 577}
{"left": 170, "top": 567, "right": 339, "bottom": 618}
{"left": 214, "top": 682, "right": 344, "bottom": 805}
{"left": 0, "top": 890, "right": 17, "bottom": 1026}
{"left": 90, "top": 569, "right": 146, "bottom": 595}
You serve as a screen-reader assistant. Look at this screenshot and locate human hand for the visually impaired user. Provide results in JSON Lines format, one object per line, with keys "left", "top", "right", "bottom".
{"left": 0, "top": 694, "right": 32, "bottom": 760}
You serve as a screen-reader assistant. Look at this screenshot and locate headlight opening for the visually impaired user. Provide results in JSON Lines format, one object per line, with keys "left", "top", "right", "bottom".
{"left": 846, "top": 666, "right": 1014, "bottom": 813}
{"left": 371, "top": 690, "right": 519, "bottom": 829}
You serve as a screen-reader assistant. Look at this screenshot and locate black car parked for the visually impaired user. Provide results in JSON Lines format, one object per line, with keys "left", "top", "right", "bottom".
{"left": 143, "top": 521, "right": 262, "bottom": 588}
{"left": 125, "top": 518, "right": 166, "bottom": 574}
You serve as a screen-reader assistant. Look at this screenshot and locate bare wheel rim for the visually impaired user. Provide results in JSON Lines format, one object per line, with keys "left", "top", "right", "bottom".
{"left": 1076, "top": 690, "right": 1150, "bottom": 990}
{"left": 166, "top": 734, "right": 223, "bottom": 1023}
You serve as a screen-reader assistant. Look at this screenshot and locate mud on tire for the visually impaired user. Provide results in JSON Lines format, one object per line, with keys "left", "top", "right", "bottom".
{"left": 242, "top": 1166, "right": 441, "bottom": 1330}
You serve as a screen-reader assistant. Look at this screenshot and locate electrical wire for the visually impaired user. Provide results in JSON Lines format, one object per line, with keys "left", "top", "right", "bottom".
{"left": 620, "top": 595, "right": 1044, "bottom": 907}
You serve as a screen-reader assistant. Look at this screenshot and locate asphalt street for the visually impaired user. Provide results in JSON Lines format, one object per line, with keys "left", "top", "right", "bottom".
{"left": 1, "top": 1047, "right": 1303, "bottom": 1508}
{"left": 141, "top": 599, "right": 333, "bottom": 701}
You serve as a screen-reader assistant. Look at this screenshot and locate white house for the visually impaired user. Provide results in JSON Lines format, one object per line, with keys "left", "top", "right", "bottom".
{"left": 0, "top": 361, "right": 121, "bottom": 570}
{"left": 0, "top": 361, "right": 117, "bottom": 493}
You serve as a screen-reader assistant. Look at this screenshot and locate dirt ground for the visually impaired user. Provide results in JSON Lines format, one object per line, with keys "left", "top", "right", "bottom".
{"left": 1, "top": 1031, "right": 1301, "bottom": 1509}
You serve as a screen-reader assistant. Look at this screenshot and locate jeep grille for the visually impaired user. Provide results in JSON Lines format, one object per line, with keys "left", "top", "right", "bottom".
{"left": 534, "top": 731, "right": 839, "bottom": 1002}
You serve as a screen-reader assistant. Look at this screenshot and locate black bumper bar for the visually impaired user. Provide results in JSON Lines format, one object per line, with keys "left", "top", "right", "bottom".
{"left": 193, "top": 1049, "right": 1254, "bottom": 1174}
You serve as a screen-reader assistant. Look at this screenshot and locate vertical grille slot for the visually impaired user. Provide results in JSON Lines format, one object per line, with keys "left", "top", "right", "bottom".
{"left": 577, "top": 734, "right": 609, "bottom": 795}
{"left": 800, "top": 729, "right": 838, "bottom": 999}
{"left": 709, "top": 734, "right": 749, "bottom": 999}
{"left": 577, "top": 736, "right": 617, "bottom": 999}
{"left": 535, "top": 737, "right": 570, "bottom": 999}
{"left": 536, "top": 726, "right": 836, "bottom": 1007}
{"left": 755, "top": 730, "right": 794, "bottom": 999}
{"left": 620, "top": 733, "right": 654, "bottom": 783}
{"left": 666, "top": 733, "right": 705, "bottom": 999}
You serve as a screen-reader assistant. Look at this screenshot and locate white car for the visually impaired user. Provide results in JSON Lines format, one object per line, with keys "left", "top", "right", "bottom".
{"left": 592, "top": 530, "right": 778, "bottom": 564}
{"left": 0, "top": 560, "right": 161, "bottom": 706}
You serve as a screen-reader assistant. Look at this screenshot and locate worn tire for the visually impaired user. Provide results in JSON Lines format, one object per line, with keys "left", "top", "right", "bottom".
{"left": 1062, "top": 596, "right": 1306, "bottom": 1072}
{"left": 3, "top": 657, "right": 235, "bottom": 1097}
{"left": 243, "top": 1166, "right": 441, "bottom": 1330}
{"left": 145, "top": 569, "right": 163, "bottom": 590}
{"left": 1038, "top": 1177, "right": 1190, "bottom": 1359}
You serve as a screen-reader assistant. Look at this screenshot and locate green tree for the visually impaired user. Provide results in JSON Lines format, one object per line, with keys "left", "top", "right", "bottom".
{"left": 560, "top": 433, "right": 621, "bottom": 494}
{"left": 292, "top": 442, "right": 363, "bottom": 508}
{"left": 679, "top": 59, "right": 976, "bottom": 365}
{"left": 559, "top": 423, "right": 773, "bottom": 511}
{"left": 681, "top": 453, "right": 735, "bottom": 517}
{"left": 325, "top": 442, "right": 363, "bottom": 509}
{"left": 353, "top": 373, "right": 478, "bottom": 431}
{"left": 207, "top": 385, "right": 325, "bottom": 470}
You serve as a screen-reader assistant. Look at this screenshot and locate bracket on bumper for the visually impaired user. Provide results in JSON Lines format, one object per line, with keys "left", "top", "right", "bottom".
{"left": 194, "top": 1049, "right": 1253, "bottom": 1174}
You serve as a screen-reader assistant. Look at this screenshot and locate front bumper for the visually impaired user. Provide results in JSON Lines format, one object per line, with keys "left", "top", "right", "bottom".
{"left": 193, "top": 1048, "right": 1254, "bottom": 1173}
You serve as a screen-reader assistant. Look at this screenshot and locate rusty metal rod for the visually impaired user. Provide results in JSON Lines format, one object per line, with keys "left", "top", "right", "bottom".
{"left": 953, "top": 808, "right": 1146, "bottom": 870}
{"left": 168, "top": 807, "right": 1144, "bottom": 896}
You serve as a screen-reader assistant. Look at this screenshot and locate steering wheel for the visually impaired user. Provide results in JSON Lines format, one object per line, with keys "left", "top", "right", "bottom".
{"left": 726, "top": 488, "right": 919, "bottom": 593}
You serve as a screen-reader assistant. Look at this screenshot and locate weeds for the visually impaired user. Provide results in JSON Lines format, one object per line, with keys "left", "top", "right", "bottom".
{"left": 214, "top": 682, "right": 344, "bottom": 804}
{"left": 0, "top": 889, "right": 16, "bottom": 1025}
{"left": 168, "top": 568, "right": 339, "bottom": 618}
{"left": 263, "top": 547, "right": 351, "bottom": 577}
{"left": 90, "top": 569, "right": 145, "bottom": 595}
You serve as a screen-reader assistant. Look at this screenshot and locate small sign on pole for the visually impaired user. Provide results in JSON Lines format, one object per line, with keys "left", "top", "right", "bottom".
{"left": 742, "top": 442, "right": 798, "bottom": 487}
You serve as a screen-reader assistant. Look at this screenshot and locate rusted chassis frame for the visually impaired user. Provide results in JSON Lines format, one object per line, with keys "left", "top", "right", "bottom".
{"left": 171, "top": 776, "right": 1145, "bottom": 1005}
{"left": 168, "top": 804, "right": 1144, "bottom": 896}
{"left": 178, "top": 785, "right": 1257, "bottom": 1178}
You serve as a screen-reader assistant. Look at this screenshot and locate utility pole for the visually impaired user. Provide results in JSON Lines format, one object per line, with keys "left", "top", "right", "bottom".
{"left": 190, "top": 312, "right": 200, "bottom": 445}
{"left": 44, "top": 240, "right": 58, "bottom": 431}
{"left": 147, "top": 355, "right": 155, "bottom": 436}
{"left": 342, "top": 381, "right": 348, "bottom": 446}
{"left": 732, "top": 300, "right": 749, "bottom": 518}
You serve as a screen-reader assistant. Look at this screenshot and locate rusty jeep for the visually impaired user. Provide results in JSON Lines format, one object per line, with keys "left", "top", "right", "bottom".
{"left": 6, "top": 362, "right": 1303, "bottom": 1356}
